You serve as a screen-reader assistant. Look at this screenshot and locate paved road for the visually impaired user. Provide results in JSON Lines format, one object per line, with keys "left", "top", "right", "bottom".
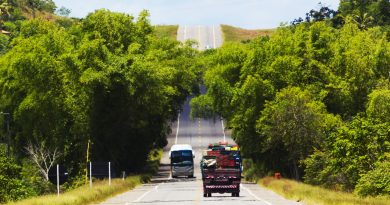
{"left": 97, "top": 97, "right": 301, "bottom": 205}
{"left": 97, "top": 25, "right": 300, "bottom": 205}
{"left": 177, "top": 25, "right": 223, "bottom": 50}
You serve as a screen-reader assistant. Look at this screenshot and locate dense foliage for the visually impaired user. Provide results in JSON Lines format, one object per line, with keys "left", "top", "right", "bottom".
{"left": 194, "top": 19, "right": 390, "bottom": 196}
{"left": 0, "top": 8, "right": 199, "bottom": 202}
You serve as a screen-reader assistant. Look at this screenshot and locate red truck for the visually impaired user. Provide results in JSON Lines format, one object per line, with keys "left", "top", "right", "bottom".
{"left": 201, "top": 143, "right": 242, "bottom": 197}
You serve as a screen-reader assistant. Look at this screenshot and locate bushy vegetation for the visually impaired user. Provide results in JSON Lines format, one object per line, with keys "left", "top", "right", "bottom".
{"left": 0, "top": 156, "right": 37, "bottom": 203}
{"left": 260, "top": 177, "right": 390, "bottom": 205}
{"left": 0, "top": 1, "right": 199, "bottom": 203}
{"left": 1, "top": 0, "right": 57, "bottom": 24}
{"left": 194, "top": 16, "right": 390, "bottom": 197}
{"left": 6, "top": 176, "right": 142, "bottom": 205}
{"left": 154, "top": 25, "right": 178, "bottom": 40}
{"left": 221, "top": 24, "right": 275, "bottom": 43}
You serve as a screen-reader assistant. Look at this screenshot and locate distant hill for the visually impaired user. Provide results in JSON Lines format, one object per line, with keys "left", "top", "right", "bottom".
{"left": 154, "top": 25, "right": 178, "bottom": 40}
{"left": 1, "top": 0, "right": 61, "bottom": 31}
{"left": 221, "top": 24, "right": 275, "bottom": 43}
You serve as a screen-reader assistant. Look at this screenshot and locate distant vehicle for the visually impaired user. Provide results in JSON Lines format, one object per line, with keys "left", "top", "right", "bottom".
{"left": 201, "top": 142, "right": 242, "bottom": 197}
{"left": 169, "top": 144, "right": 195, "bottom": 178}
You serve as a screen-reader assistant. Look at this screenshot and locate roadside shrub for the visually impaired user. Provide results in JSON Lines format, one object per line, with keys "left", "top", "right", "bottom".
{"left": 20, "top": 159, "right": 54, "bottom": 195}
{"left": 243, "top": 159, "right": 268, "bottom": 182}
{"left": 355, "top": 154, "right": 390, "bottom": 197}
{"left": 0, "top": 156, "right": 37, "bottom": 203}
{"left": 0, "top": 34, "right": 9, "bottom": 54}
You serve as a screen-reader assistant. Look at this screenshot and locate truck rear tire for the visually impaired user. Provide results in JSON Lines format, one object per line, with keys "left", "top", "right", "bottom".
{"left": 207, "top": 193, "right": 211, "bottom": 197}
{"left": 203, "top": 193, "right": 207, "bottom": 197}
{"left": 232, "top": 192, "right": 239, "bottom": 197}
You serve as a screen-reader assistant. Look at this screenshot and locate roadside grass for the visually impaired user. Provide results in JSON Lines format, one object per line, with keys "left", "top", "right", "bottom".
{"left": 260, "top": 177, "right": 390, "bottom": 205}
{"left": 6, "top": 176, "right": 142, "bottom": 205}
{"left": 154, "top": 25, "right": 178, "bottom": 40}
{"left": 221, "top": 24, "right": 275, "bottom": 43}
{"left": 6, "top": 149, "right": 163, "bottom": 205}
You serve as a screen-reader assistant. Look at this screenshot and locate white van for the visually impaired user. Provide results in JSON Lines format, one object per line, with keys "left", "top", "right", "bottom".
{"left": 169, "top": 144, "right": 195, "bottom": 178}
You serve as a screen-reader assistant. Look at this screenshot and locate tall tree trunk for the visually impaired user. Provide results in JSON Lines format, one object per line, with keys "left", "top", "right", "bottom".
{"left": 293, "top": 160, "right": 299, "bottom": 180}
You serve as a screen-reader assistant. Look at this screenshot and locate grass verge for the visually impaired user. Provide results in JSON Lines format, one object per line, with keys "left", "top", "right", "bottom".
{"left": 154, "top": 25, "right": 178, "bottom": 40}
{"left": 260, "top": 177, "right": 390, "bottom": 205}
{"left": 221, "top": 24, "right": 275, "bottom": 43}
{"left": 6, "top": 176, "right": 142, "bottom": 205}
{"left": 6, "top": 149, "right": 163, "bottom": 205}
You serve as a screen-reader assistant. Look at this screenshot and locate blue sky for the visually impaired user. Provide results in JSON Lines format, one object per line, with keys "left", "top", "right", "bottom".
{"left": 53, "top": 0, "right": 340, "bottom": 29}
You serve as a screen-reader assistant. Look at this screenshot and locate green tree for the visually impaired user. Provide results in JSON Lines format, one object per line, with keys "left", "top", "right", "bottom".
{"left": 366, "top": 83, "right": 390, "bottom": 123}
{"left": 339, "top": 0, "right": 390, "bottom": 27}
{"left": 0, "top": 156, "right": 36, "bottom": 203}
{"left": 304, "top": 116, "right": 389, "bottom": 191}
{"left": 0, "top": 33, "right": 8, "bottom": 53}
{"left": 257, "top": 87, "right": 339, "bottom": 180}
{"left": 355, "top": 153, "right": 390, "bottom": 197}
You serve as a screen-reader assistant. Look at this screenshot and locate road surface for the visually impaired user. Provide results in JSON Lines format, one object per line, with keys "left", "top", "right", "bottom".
{"left": 96, "top": 25, "right": 300, "bottom": 205}
{"left": 177, "top": 25, "right": 223, "bottom": 50}
{"left": 97, "top": 97, "right": 300, "bottom": 205}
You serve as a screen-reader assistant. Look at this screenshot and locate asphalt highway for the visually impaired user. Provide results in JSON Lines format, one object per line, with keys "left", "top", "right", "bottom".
{"left": 96, "top": 25, "right": 300, "bottom": 205}
{"left": 97, "top": 97, "right": 301, "bottom": 205}
{"left": 177, "top": 25, "right": 223, "bottom": 50}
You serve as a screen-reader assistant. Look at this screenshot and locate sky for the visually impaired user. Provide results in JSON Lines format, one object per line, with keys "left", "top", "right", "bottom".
{"left": 53, "top": 0, "right": 340, "bottom": 29}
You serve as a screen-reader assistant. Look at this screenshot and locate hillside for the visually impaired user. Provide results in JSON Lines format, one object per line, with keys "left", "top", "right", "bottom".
{"left": 154, "top": 25, "right": 178, "bottom": 40}
{"left": 221, "top": 24, "right": 275, "bottom": 43}
{"left": 0, "top": 0, "right": 57, "bottom": 23}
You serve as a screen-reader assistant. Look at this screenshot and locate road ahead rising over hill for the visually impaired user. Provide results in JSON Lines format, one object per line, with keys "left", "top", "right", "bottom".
{"left": 177, "top": 25, "right": 223, "bottom": 50}
{"left": 97, "top": 97, "right": 301, "bottom": 205}
{"left": 96, "top": 25, "right": 300, "bottom": 205}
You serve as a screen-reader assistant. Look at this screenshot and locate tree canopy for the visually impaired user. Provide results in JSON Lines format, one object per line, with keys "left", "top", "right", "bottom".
{"left": 194, "top": 19, "right": 390, "bottom": 196}
{"left": 0, "top": 9, "right": 199, "bottom": 202}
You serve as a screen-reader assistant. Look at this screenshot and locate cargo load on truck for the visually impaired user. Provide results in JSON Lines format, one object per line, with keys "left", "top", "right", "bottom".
{"left": 201, "top": 142, "right": 242, "bottom": 197}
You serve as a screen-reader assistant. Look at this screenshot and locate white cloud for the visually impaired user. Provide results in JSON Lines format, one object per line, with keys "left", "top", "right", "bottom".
{"left": 54, "top": 0, "right": 340, "bottom": 28}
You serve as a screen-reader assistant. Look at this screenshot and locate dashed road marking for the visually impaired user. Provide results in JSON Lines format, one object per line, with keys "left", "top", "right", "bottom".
{"left": 132, "top": 185, "right": 159, "bottom": 203}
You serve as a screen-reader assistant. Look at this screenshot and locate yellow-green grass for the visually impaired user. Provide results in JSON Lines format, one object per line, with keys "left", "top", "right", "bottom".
{"left": 260, "top": 177, "right": 390, "bottom": 205}
{"left": 6, "top": 149, "right": 163, "bottom": 205}
{"left": 221, "top": 24, "right": 275, "bottom": 43}
{"left": 6, "top": 176, "right": 141, "bottom": 205}
{"left": 154, "top": 25, "right": 178, "bottom": 40}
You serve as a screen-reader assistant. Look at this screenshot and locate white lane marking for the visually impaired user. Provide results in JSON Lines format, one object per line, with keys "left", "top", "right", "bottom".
{"left": 155, "top": 184, "right": 159, "bottom": 192}
{"left": 221, "top": 118, "right": 226, "bottom": 143}
{"left": 198, "top": 25, "right": 201, "bottom": 48}
{"left": 132, "top": 185, "right": 158, "bottom": 203}
{"left": 184, "top": 25, "right": 187, "bottom": 40}
{"left": 175, "top": 113, "right": 180, "bottom": 144}
{"left": 212, "top": 25, "right": 216, "bottom": 48}
{"left": 198, "top": 119, "right": 202, "bottom": 147}
{"left": 241, "top": 184, "right": 272, "bottom": 205}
